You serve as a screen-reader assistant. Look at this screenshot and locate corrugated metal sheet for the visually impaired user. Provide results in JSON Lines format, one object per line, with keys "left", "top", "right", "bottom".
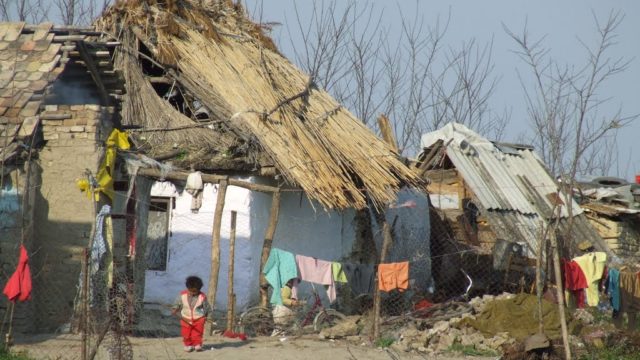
{"left": 423, "top": 123, "right": 582, "bottom": 217}
{"left": 483, "top": 209, "right": 608, "bottom": 257}
{"left": 422, "top": 123, "right": 610, "bottom": 257}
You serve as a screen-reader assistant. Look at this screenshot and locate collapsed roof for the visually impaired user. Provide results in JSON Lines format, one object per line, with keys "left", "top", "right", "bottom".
{"left": 420, "top": 122, "right": 611, "bottom": 257}
{"left": 94, "top": 0, "right": 423, "bottom": 210}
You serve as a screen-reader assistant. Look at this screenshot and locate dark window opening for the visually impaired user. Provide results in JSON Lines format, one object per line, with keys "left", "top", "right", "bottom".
{"left": 146, "top": 197, "right": 171, "bottom": 271}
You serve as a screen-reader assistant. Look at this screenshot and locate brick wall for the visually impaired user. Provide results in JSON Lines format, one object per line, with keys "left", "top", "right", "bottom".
{"left": 32, "top": 104, "right": 113, "bottom": 331}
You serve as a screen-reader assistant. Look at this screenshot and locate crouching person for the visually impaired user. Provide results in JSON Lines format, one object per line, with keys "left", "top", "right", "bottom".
{"left": 271, "top": 278, "right": 303, "bottom": 336}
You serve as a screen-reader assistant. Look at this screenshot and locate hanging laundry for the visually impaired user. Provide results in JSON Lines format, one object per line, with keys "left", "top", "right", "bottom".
{"left": 296, "top": 255, "right": 336, "bottom": 303}
{"left": 615, "top": 270, "right": 640, "bottom": 330}
{"left": 185, "top": 171, "right": 204, "bottom": 213}
{"left": 263, "top": 249, "right": 298, "bottom": 305}
{"left": 95, "top": 129, "right": 130, "bottom": 201}
{"left": 561, "top": 258, "right": 588, "bottom": 308}
{"left": 91, "top": 205, "right": 111, "bottom": 275}
{"left": 607, "top": 268, "right": 620, "bottom": 312}
{"left": 378, "top": 262, "right": 410, "bottom": 292}
{"left": 342, "top": 263, "right": 375, "bottom": 295}
{"left": 126, "top": 193, "right": 137, "bottom": 258}
{"left": 573, "top": 252, "right": 607, "bottom": 306}
{"left": 3, "top": 245, "right": 32, "bottom": 302}
{"left": 332, "top": 262, "right": 347, "bottom": 283}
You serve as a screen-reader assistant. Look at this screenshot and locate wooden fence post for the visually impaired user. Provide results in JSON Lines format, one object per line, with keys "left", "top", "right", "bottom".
{"left": 372, "top": 215, "right": 393, "bottom": 340}
{"left": 226, "top": 211, "right": 237, "bottom": 331}
{"left": 208, "top": 179, "right": 228, "bottom": 334}
{"left": 259, "top": 191, "right": 281, "bottom": 307}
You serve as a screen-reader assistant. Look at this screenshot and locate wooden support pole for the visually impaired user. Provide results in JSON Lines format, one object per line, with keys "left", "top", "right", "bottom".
{"left": 226, "top": 211, "right": 237, "bottom": 331}
{"left": 81, "top": 248, "right": 89, "bottom": 360}
{"left": 535, "top": 222, "right": 546, "bottom": 335}
{"left": 259, "top": 191, "right": 282, "bottom": 307}
{"left": 376, "top": 114, "right": 399, "bottom": 153}
{"left": 207, "top": 179, "right": 228, "bottom": 335}
{"left": 372, "top": 214, "right": 393, "bottom": 340}
{"left": 550, "top": 228, "right": 572, "bottom": 360}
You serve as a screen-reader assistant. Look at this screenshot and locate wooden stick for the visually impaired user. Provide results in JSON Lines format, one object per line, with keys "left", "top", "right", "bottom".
{"left": 81, "top": 248, "right": 89, "bottom": 360}
{"left": 226, "top": 211, "right": 237, "bottom": 331}
{"left": 207, "top": 179, "right": 227, "bottom": 335}
{"left": 535, "top": 222, "right": 545, "bottom": 335}
{"left": 259, "top": 191, "right": 282, "bottom": 307}
{"left": 550, "top": 229, "right": 571, "bottom": 359}
{"left": 372, "top": 213, "right": 393, "bottom": 340}
{"left": 377, "top": 114, "right": 399, "bottom": 154}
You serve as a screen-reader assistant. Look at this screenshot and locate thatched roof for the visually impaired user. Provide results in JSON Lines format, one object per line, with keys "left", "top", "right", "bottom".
{"left": 96, "top": 0, "right": 423, "bottom": 210}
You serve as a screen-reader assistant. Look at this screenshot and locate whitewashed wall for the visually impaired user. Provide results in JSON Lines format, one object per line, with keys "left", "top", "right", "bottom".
{"left": 143, "top": 177, "right": 357, "bottom": 310}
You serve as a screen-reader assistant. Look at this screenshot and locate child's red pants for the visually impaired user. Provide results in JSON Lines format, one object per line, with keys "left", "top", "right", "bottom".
{"left": 181, "top": 318, "right": 205, "bottom": 346}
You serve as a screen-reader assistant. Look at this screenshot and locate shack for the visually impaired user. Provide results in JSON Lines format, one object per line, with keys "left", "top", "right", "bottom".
{"left": 417, "top": 123, "right": 611, "bottom": 291}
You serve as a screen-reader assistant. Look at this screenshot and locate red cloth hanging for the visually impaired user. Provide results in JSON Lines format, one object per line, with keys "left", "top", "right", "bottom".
{"left": 561, "top": 258, "right": 587, "bottom": 308}
{"left": 3, "top": 245, "right": 32, "bottom": 302}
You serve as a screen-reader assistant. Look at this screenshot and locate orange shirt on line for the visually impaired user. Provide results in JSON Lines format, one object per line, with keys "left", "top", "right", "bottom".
{"left": 378, "top": 262, "right": 409, "bottom": 292}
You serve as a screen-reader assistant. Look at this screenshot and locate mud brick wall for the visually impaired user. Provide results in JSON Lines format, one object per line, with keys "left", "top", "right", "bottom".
{"left": 32, "top": 104, "right": 113, "bottom": 332}
{"left": 588, "top": 215, "right": 640, "bottom": 259}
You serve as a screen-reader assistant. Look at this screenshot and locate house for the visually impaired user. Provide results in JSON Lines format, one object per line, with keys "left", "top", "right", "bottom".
{"left": 0, "top": 22, "right": 121, "bottom": 332}
{"left": 417, "top": 123, "right": 611, "bottom": 290}
{"left": 0, "top": 1, "right": 430, "bottom": 335}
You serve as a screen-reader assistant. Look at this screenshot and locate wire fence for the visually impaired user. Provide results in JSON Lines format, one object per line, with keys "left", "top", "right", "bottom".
{"left": 0, "top": 184, "right": 540, "bottom": 359}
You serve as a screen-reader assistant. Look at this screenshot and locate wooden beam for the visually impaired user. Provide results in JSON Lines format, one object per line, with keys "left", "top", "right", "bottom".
{"left": 259, "top": 191, "right": 281, "bottom": 307}
{"left": 76, "top": 41, "right": 110, "bottom": 105}
{"left": 226, "top": 211, "right": 237, "bottom": 331}
{"left": 146, "top": 76, "right": 172, "bottom": 84}
{"left": 40, "top": 113, "right": 72, "bottom": 120}
{"left": 52, "top": 34, "right": 86, "bottom": 42}
{"left": 137, "top": 168, "right": 281, "bottom": 193}
{"left": 207, "top": 179, "right": 227, "bottom": 335}
{"left": 377, "top": 114, "right": 399, "bottom": 153}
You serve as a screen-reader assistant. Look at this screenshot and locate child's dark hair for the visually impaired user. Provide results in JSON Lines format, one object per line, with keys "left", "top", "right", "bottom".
{"left": 185, "top": 276, "right": 203, "bottom": 290}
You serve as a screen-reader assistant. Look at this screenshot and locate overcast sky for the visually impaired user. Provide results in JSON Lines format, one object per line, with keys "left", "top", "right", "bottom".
{"left": 244, "top": 0, "right": 640, "bottom": 181}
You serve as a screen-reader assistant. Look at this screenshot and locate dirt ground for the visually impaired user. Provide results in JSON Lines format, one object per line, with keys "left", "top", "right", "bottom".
{"left": 11, "top": 333, "right": 502, "bottom": 360}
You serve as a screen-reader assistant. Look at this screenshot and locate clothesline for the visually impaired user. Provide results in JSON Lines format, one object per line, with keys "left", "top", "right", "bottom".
{"left": 264, "top": 248, "right": 427, "bottom": 307}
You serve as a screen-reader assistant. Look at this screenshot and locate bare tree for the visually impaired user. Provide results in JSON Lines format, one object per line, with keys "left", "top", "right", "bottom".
{"left": 505, "top": 11, "right": 638, "bottom": 181}
{"left": 0, "top": 0, "right": 12, "bottom": 21}
{"left": 0, "top": 0, "right": 49, "bottom": 22}
{"left": 54, "top": 0, "right": 77, "bottom": 25}
{"left": 269, "top": 0, "right": 506, "bottom": 156}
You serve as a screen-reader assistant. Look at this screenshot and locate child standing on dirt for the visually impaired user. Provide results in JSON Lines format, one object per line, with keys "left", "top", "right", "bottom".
{"left": 171, "top": 276, "right": 211, "bottom": 352}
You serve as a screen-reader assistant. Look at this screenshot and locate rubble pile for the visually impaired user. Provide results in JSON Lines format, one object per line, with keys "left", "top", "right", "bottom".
{"left": 389, "top": 293, "right": 517, "bottom": 355}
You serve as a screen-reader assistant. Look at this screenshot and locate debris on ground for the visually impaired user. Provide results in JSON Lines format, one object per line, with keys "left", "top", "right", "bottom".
{"left": 331, "top": 292, "right": 640, "bottom": 358}
{"left": 318, "top": 316, "right": 360, "bottom": 339}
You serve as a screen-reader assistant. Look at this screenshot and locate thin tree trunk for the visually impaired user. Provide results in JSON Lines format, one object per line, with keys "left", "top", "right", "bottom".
{"left": 550, "top": 228, "right": 571, "bottom": 360}
{"left": 535, "top": 222, "right": 545, "bottom": 334}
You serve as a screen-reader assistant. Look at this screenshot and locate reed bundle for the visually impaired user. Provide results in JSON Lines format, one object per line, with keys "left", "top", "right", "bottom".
{"left": 100, "top": 0, "right": 424, "bottom": 209}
